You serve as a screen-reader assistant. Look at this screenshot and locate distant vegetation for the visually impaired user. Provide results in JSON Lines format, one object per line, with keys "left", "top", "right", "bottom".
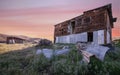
{"left": 114, "top": 39, "right": 120, "bottom": 47}
{"left": 0, "top": 42, "right": 120, "bottom": 75}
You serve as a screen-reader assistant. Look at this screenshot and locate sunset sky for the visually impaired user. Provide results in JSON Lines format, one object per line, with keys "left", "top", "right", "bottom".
{"left": 0, "top": 0, "right": 120, "bottom": 40}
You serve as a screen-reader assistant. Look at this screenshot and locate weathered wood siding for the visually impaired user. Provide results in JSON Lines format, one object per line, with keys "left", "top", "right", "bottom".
{"left": 54, "top": 4, "right": 116, "bottom": 44}
{"left": 54, "top": 9, "right": 106, "bottom": 37}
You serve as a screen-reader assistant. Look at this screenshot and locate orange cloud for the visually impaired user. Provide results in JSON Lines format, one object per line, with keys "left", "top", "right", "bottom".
{"left": 112, "top": 29, "right": 120, "bottom": 37}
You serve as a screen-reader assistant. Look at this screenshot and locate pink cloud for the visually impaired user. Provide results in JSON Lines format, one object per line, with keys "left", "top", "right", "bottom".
{"left": 0, "top": 7, "right": 84, "bottom": 17}
{"left": 0, "top": 0, "right": 119, "bottom": 40}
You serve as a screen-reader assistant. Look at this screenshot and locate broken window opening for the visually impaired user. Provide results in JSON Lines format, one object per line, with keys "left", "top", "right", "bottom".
{"left": 88, "top": 32, "right": 93, "bottom": 42}
{"left": 70, "top": 21, "right": 76, "bottom": 34}
{"left": 77, "top": 18, "right": 82, "bottom": 25}
{"left": 84, "top": 17, "right": 91, "bottom": 24}
{"left": 61, "top": 29, "right": 64, "bottom": 35}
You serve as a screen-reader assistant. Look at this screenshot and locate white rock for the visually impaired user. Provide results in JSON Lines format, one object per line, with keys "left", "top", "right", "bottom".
{"left": 36, "top": 49, "right": 42, "bottom": 55}
{"left": 55, "top": 49, "right": 69, "bottom": 55}
{"left": 42, "top": 49, "right": 54, "bottom": 58}
{"left": 36, "top": 47, "right": 70, "bottom": 59}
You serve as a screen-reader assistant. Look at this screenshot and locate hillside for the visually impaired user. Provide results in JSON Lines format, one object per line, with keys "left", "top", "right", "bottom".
{"left": 16, "top": 35, "right": 41, "bottom": 43}
{"left": 0, "top": 33, "right": 8, "bottom": 43}
{"left": 0, "top": 33, "right": 41, "bottom": 43}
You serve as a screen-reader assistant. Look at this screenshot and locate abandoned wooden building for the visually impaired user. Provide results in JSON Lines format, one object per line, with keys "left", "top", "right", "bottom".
{"left": 54, "top": 4, "right": 117, "bottom": 44}
{"left": 6, "top": 36, "right": 26, "bottom": 44}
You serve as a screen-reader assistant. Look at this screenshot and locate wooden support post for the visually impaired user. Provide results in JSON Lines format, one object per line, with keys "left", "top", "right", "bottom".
{"left": 104, "top": 29, "right": 107, "bottom": 45}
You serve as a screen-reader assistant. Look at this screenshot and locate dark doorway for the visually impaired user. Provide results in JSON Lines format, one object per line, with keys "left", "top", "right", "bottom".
{"left": 71, "top": 21, "right": 75, "bottom": 34}
{"left": 88, "top": 32, "right": 93, "bottom": 42}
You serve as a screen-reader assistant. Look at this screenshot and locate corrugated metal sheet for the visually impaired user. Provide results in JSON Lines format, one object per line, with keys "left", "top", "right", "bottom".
{"left": 56, "top": 32, "right": 87, "bottom": 43}
{"left": 56, "top": 30, "right": 106, "bottom": 44}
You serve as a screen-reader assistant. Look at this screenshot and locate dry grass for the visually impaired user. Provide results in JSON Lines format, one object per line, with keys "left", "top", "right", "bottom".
{"left": 0, "top": 43, "right": 36, "bottom": 54}
{"left": 0, "top": 43, "right": 37, "bottom": 75}
{"left": 0, "top": 43, "right": 120, "bottom": 75}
